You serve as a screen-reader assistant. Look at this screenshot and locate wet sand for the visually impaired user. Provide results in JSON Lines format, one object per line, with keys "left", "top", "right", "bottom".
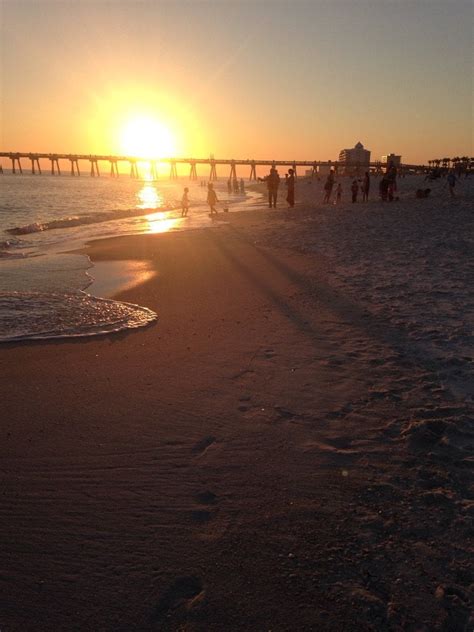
{"left": 1, "top": 176, "right": 473, "bottom": 631}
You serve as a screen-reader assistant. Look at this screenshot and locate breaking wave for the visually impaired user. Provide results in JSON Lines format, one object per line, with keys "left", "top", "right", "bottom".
{"left": 6, "top": 207, "right": 167, "bottom": 235}
{"left": 0, "top": 291, "right": 157, "bottom": 342}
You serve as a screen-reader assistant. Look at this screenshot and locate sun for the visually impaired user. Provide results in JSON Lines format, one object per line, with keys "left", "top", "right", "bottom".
{"left": 119, "top": 116, "right": 177, "bottom": 159}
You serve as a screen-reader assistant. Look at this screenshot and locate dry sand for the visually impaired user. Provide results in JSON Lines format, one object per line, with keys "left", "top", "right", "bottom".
{"left": 1, "top": 175, "right": 473, "bottom": 631}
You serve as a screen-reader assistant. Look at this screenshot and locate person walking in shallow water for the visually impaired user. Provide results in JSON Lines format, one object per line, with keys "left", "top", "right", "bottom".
{"left": 286, "top": 168, "right": 295, "bottom": 208}
{"left": 207, "top": 183, "right": 219, "bottom": 216}
{"left": 181, "top": 187, "right": 190, "bottom": 217}
{"left": 266, "top": 166, "right": 280, "bottom": 208}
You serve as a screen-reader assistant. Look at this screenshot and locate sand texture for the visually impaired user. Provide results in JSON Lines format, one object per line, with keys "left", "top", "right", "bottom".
{"left": 1, "top": 176, "right": 473, "bottom": 631}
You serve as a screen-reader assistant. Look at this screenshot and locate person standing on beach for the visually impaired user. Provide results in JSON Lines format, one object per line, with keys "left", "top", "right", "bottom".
{"left": 447, "top": 171, "right": 457, "bottom": 197}
{"left": 181, "top": 187, "right": 190, "bottom": 217}
{"left": 362, "top": 171, "right": 370, "bottom": 202}
{"left": 286, "top": 168, "right": 295, "bottom": 208}
{"left": 387, "top": 165, "right": 397, "bottom": 202}
{"left": 335, "top": 182, "right": 342, "bottom": 204}
{"left": 267, "top": 166, "right": 280, "bottom": 208}
{"left": 323, "top": 170, "right": 335, "bottom": 203}
{"left": 351, "top": 180, "right": 359, "bottom": 203}
{"left": 379, "top": 175, "right": 389, "bottom": 201}
{"left": 207, "top": 182, "right": 219, "bottom": 216}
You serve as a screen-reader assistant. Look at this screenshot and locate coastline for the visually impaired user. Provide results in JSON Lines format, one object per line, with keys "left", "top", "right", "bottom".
{"left": 1, "top": 182, "right": 473, "bottom": 630}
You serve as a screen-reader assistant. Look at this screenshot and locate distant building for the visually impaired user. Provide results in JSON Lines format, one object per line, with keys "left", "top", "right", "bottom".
{"left": 318, "top": 165, "right": 335, "bottom": 176}
{"left": 382, "top": 154, "right": 402, "bottom": 167}
{"left": 339, "top": 141, "right": 371, "bottom": 165}
{"left": 338, "top": 142, "right": 371, "bottom": 174}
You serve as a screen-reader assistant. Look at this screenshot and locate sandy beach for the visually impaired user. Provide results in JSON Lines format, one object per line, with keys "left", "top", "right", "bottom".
{"left": 1, "top": 176, "right": 473, "bottom": 631}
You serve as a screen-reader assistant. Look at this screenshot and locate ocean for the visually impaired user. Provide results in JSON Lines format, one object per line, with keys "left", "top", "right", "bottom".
{"left": 0, "top": 173, "right": 262, "bottom": 342}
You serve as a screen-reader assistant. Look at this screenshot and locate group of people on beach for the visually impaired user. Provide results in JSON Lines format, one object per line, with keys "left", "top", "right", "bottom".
{"left": 265, "top": 167, "right": 295, "bottom": 209}
{"left": 227, "top": 178, "right": 245, "bottom": 195}
{"left": 182, "top": 159, "right": 459, "bottom": 219}
{"left": 181, "top": 183, "right": 221, "bottom": 217}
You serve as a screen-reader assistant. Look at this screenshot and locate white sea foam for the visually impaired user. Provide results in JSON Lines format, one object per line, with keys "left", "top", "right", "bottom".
{"left": 0, "top": 291, "right": 157, "bottom": 342}
{"left": 0, "top": 175, "right": 260, "bottom": 342}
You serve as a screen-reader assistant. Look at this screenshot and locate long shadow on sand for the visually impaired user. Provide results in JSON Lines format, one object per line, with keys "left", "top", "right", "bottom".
{"left": 209, "top": 225, "right": 468, "bottom": 399}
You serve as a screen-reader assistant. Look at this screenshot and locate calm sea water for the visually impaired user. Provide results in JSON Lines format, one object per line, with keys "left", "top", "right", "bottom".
{"left": 0, "top": 173, "right": 262, "bottom": 341}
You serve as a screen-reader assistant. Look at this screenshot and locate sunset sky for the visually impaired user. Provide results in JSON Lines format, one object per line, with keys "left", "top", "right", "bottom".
{"left": 1, "top": 0, "right": 472, "bottom": 164}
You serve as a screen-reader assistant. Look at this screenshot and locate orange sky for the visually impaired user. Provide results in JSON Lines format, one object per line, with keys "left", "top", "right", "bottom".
{"left": 1, "top": 2, "right": 472, "bottom": 164}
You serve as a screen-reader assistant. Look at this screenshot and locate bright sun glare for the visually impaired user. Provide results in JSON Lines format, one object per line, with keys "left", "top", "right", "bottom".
{"left": 120, "top": 116, "right": 177, "bottom": 159}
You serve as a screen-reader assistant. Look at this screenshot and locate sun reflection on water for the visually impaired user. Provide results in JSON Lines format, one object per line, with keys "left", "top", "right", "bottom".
{"left": 146, "top": 214, "right": 181, "bottom": 233}
{"left": 136, "top": 180, "right": 183, "bottom": 234}
{"left": 137, "top": 181, "right": 163, "bottom": 209}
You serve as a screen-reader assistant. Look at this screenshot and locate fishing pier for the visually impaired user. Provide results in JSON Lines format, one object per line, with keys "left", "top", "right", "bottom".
{"left": 0, "top": 152, "right": 418, "bottom": 179}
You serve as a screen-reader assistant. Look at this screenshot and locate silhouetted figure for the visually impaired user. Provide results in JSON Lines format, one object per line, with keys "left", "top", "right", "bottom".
{"left": 227, "top": 180, "right": 232, "bottom": 194}
{"left": 207, "top": 183, "right": 219, "bottom": 216}
{"left": 181, "top": 187, "right": 190, "bottom": 217}
{"left": 447, "top": 172, "right": 457, "bottom": 197}
{"left": 286, "top": 169, "right": 295, "bottom": 208}
{"left": 266, "top": 167, "right": 280, "bottom": 208}
{"left": 335, "top": 183, "right": 342, "bottom": 204}
{"left": 233, "top": 178, "right": 239, "bottom": 193}
{"left": 362, "top": 171, "right": 370, "bottom": 201}
{"left": 240, "top": 178, "right": 245, "bottom": 194}
{"left": 351, "top": 180, "right": 359, "bottom": 203}
{"left": 323, "top": 170, "right": 335, "bottom": 203}
{"left": 387, "top": 165, "right": 397, "bottom": 201}
{"left": 379, "top": 176, "right": 389, "bottom": 201}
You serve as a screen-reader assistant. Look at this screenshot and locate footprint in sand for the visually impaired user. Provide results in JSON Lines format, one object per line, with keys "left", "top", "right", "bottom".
{"left": 190, "top": 510, "right": 213, "bottom": 524}
{"left": 192, "top": 436, "right": 216, "bottom": 456}
{"left": 191, "top": 490, "right": 219, "bottom": 524}
{"left": 152, "top": 576, "right": 205, "bottom": 623}
{"left": 195, "top": 490, "right": 218, "bottom": 505}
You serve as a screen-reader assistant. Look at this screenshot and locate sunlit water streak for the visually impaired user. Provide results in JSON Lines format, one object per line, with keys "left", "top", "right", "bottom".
{"left": 0, "top": 175, "right": 262, "bottom": 341}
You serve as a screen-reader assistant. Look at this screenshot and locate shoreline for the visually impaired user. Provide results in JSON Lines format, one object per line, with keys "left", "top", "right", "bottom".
{"left": 1, "top": 181, "right": 473, "bottom": 630}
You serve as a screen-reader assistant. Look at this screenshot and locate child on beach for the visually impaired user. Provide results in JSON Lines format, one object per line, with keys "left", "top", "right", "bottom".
{"left": 207, "top": 182, "right": 219, "bottom": 216}
{"left": 335, "top": 183, "right": 342, "bottom": 204}
{"left": 181, "top": 187, "right": 189, "bottom": 217}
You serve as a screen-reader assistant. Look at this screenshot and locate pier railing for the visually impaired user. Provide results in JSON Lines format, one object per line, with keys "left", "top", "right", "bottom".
{"left": 0, "top": 152, "right": 422, "bottom": 179}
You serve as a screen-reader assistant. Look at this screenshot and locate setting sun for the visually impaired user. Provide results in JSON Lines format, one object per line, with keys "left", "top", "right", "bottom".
{"left": 119, "top": 116, "right": 177, "bottom": 159}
